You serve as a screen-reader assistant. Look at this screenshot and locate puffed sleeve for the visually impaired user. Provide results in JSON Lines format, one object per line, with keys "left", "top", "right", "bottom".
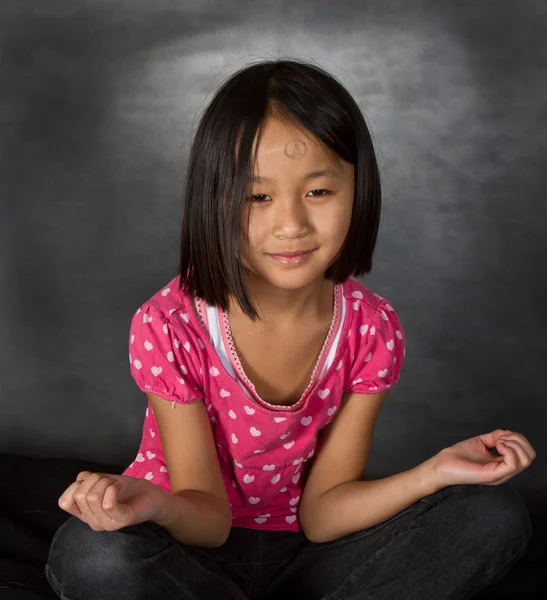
{"left": 345, "top": 299, "right": 406, "bottom": 394}
{"left": 128, "top": 303, "right": 204, "bottom": 404}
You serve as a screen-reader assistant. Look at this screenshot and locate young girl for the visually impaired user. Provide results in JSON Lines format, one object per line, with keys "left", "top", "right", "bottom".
{"left": 45, "top": 58, "right": 534, "bottom": 600}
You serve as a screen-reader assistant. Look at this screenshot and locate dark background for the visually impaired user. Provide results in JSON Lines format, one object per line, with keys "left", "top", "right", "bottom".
{"left": 1, "top": 0, "right": 545, "bottom": 510}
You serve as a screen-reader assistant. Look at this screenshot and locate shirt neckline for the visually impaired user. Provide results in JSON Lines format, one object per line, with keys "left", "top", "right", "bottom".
{"left": 193, "top": 281, "right": 348, "bottom": 412}
{"left": 217, "top": 282, "right": 343, "bottom": 411}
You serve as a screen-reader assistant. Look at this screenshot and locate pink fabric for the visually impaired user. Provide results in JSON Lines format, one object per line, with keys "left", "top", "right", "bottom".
{"left": 123, "top": 275, "right": 406, "bottom": 532}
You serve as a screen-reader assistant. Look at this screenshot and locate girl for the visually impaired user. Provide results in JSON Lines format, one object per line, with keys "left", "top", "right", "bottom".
{"left": 45, "top": 58, "right": 535, "bottom": 600}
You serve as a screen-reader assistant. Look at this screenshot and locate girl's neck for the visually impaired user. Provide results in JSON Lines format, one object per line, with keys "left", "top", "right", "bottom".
{"left": 228, "top": 275, "right": 334, "bottom": 329}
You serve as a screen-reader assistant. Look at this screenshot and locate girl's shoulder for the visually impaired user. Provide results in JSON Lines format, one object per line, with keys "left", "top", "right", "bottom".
{"left": 343, "top": 276, "right": 388, "bottom": 312}
{"left": 342, "top": 276, "right": 404, "bottom": 343}
{"left": 139, "top": 275, "right": 193, "bottom": 323}
{"left": 132, "top": 274, "right": 204, "bottom": 339}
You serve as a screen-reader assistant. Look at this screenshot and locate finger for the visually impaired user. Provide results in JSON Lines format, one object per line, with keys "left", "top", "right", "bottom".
{"left": 496, "top": 439, "right": 518, "bottom": 471}
{"left": 85, "top": 477, "right": 120, "bottom": 527}
{"left": 58, "top": 481, "right": 84, "bottom": 519}
{"left": 72, "top": 472, "right": 107, "bottom": 528}
{"left": 498, "top": 434, "right": 531, "bottom": 460}
{"left": 481, "top": 430, "right": 510, "bottom": 449}
{"left": 498, "top": 438, "right": 530, "bottom": 468}
{"left": 501, "top": 434, "right": 536, "bottom": 461}
{"left": 58, "top": 472, "right": 96, "bottom": 519}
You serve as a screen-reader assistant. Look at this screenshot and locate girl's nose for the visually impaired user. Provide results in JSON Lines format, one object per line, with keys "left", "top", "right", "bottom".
{"left": 272, "top": 198, "right": 311, "bottom": 239}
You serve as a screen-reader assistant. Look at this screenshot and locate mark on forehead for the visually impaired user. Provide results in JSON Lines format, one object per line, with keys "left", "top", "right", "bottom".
{"left": 284, "top": 139, "right": 307, "bottom": 159}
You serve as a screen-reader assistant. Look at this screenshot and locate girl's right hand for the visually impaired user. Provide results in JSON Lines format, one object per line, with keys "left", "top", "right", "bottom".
{"left": 58, "top": 471, "right": 167, "bottom": 532}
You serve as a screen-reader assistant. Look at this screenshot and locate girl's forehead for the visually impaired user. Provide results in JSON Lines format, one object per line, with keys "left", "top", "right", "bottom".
{"left": 253, "top": 123, "right": 336, "bottom": 169}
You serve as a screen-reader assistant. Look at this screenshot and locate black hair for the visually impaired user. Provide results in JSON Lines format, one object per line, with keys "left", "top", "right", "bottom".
{"left": 178, "top": 58, "right": 381, "bottom": 320}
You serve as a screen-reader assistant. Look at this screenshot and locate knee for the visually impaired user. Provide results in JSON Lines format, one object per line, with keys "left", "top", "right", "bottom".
{"left": 461, "top": 482, "right": 532, "bottom": 558}
{"left": 46, "top": 515, "right": 170, "bottom": 586}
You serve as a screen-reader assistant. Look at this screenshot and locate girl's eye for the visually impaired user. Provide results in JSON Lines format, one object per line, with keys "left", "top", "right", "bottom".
{"left": 247, "top": 189, "right": 331, "bottom": 202}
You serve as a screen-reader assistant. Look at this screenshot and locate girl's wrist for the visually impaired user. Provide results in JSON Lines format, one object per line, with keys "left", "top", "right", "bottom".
{"left": 145, "top": 482, "right": 172, "bottom": 526}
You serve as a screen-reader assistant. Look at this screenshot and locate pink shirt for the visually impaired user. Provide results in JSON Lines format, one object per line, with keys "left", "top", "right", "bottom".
{"left": 122, "top": 275, "right": 406, "bottom": 532}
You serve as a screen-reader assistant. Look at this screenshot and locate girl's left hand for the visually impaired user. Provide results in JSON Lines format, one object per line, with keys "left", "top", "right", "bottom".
{"left": 433, "top": 429, "right": 536, "bottom": 488}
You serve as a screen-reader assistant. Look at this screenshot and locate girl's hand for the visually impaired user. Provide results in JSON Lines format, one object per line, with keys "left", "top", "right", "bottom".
{"left": 433, "top": 429, "right": 536, "bottom": 488}
{"left": 58, "top": 471, "right": 167, "bottom": 532}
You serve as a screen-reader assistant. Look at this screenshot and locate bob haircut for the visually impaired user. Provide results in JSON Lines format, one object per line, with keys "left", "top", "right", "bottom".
{"left": 178, "top": 58, "right": 382, "bottom": 320}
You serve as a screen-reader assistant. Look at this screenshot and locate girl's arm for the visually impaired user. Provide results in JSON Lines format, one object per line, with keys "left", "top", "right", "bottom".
{"left": 147, "top": 393, "right": 232, "bottom": 547}
{"left": 299, "top": 391, "right": 440, "bottom": 544}
{"left": 152, "top": 486, "right": 232, "bottom": 548}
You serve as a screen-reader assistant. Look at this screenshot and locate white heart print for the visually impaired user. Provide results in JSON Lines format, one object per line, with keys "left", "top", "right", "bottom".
{"left": 143, "top": 314, "right": 152, "bottom": 323}
{"left": 179, "top": 313, "right": 190, "bottom": 323}
{"left": 228, "top": 410, "right": 237, "bottom": 419}
{"left": 249, "top": 497, "right": 260, "bottom": 505}
{"left": 151, "top": 366, "right": 162, "bottom": 377}
{"left": 167, "top": 351, "right": 174, "bottom": 362}
{"left": 255, "top": 514, "right": 270, "bottom": 524}
{"left": 135, "top": 453, "right": 145, "bottom": 462}
{"left": 327, "top": 406, "right": 337, "bottom": 416}
{"left": 243, "top": 474, "right": 254, "bottom": 484}
{"left": 300, "top": 416, "right": 312, "bottom": 426}
{"left": 174, "top": 338, "right": 180, "bottom": 348}
{"left": 271, "top": 474, "right": 281, "bottom": 484}
{"left": 318, "top": 389, "right": 329, "bottom": 399}
{"left": 285, "top": 515, "right": 297, "bottom": 524}
{"left": 146, "top": 451, "right": 156, "bottom": 459}
{"left": 161, "top": 288, "right": 170, "bottom": 296}
{"left": 274, "top": 416, "right": 286, "bottom": 423}
{"left": 210, "top": 366, "right": 220, "bottom": 377}
{"left": 378, "top": 369, "right": 388, "bottom": 378}
{"left": 231, "top": 433, "right": 238, "bottom": 444}
{"left": 283, "top": 441, "right": 295, "bottom": 449}
{"left": 133, "top": 359, "right": 142, "bottom": 370}
{"left": 220, "top": 389, "right": 231, "bottom": 398}
{"left": 244, "top": 406, "right": 255, "bottom": 415}
{"left": 144, "top": 340, "right": 153, "bottom": 351}
{"left": 262, "top": 465, "right": 275, "bottom": 471}
{"left": 386, "top": 339, "right": 395, "bottom": 351}
{"left": 144, "top": 472, "right": 154, "bottom": 480}
{"left": 250, "top": 427, "right": 261, "bottom": 437}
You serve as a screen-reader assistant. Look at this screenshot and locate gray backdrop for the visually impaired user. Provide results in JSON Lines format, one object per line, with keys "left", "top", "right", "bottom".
{"left": 1, "top": 0, "right": 545, "bottom": 506}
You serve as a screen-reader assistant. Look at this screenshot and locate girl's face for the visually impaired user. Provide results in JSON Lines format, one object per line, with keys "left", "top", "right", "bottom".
{"left": 240, "top": 115, "right": 355, "bottom": 291}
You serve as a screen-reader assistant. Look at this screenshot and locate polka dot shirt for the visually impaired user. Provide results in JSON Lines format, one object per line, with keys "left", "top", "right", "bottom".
{"left": 123, "top": 275, "right": 406, "bottom": 531}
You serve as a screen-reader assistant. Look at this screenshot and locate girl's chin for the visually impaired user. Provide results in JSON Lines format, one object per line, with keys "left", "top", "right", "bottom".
{"left": 246, "top": 268, "right": 326, "bottom": 289}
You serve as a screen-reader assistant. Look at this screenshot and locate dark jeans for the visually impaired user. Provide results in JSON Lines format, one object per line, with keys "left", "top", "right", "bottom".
{"left": 45, "top": 482, "right": 531, "bottom": 600}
